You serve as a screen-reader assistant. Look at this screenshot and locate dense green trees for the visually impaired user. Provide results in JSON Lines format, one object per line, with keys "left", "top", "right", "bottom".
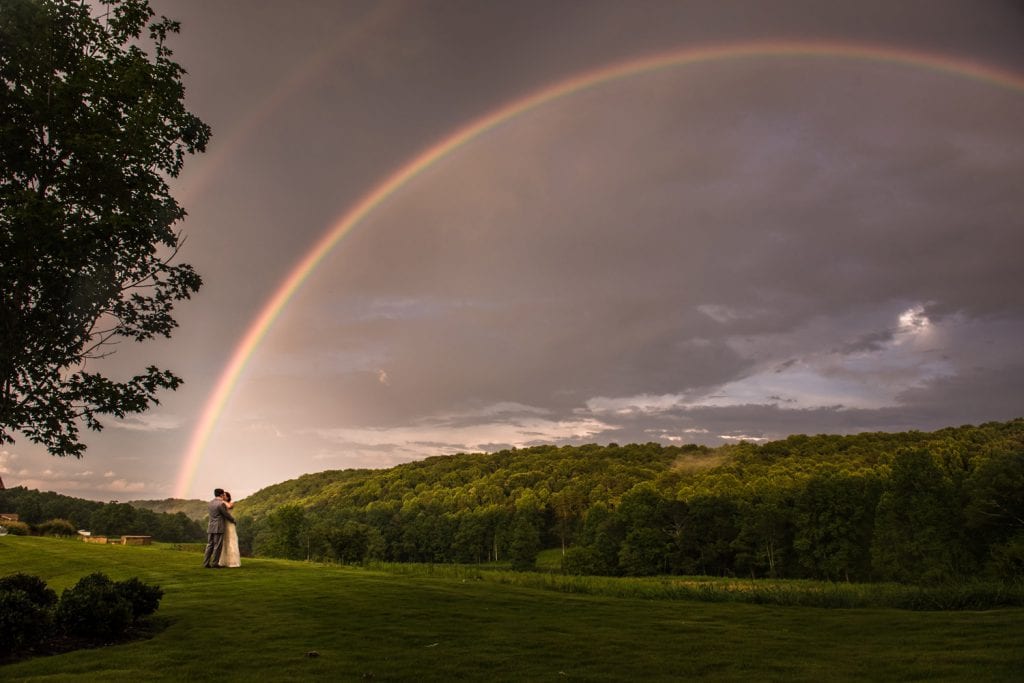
{"left": 10, "top": 422, "right": 1019, "bottom": 584}
{"left": 236, "top": 421, "right": 1024, "bottom": 584}
{"left": 254, "top": 504, "right": 309, "bottom": 560}
{"left": 793, "top": 472, "right": 879, "bottom": 581}
{"left": 872, "top": 450, "right": 964, "bottom": 583}
{"left": 0, "top": 486, "right": 203, "bottom": 541}
{"left": 507, "top": 494, "right": 544, "bottom": 571}
{"left": 965, "top": 447, "right": 1024, "bottom": 576}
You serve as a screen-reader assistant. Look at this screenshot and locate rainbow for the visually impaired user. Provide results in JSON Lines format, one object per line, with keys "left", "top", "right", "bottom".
{"left": 173, "top": 39, "right": 1024, "bottom": 498}
{"left": 174, "top": 3, "right": 403, "bottom": 207}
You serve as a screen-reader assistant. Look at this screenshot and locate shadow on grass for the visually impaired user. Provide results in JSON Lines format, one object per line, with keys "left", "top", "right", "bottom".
{"left": 1, "top": 616, "right": 173, "bottom": 668}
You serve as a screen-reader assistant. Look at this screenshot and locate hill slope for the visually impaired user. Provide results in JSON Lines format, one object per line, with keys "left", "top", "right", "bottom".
{"left": 128, "top": 498, "right": 208, "bottom": 521}
{"left": 234, "top": 420, "right": 1023, "bottom": 583}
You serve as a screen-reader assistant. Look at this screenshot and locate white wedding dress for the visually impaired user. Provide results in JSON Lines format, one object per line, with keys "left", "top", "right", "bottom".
{"left": 218, "top": 521, "right": 241, "bottom": 567}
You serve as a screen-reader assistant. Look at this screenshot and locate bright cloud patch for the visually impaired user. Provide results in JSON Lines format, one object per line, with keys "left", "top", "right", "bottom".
{"left": 313, "top": 404, "right": 615, "bottom": 457}
{"left": 581, "top": 303, "right": 971, "bottom": 419}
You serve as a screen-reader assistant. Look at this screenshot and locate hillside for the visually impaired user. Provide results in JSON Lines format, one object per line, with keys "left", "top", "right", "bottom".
{"left": 236, "top": 442, "right": 710, "bottom": 517}
{"left": 128, "top": 497, "right": 209, "bottom": 521}
{"left": 234, "top": 419, "right": 1024, "bottom": 583}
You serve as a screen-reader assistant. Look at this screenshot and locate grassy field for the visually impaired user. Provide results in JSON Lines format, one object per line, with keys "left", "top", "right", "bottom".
{"left": 2, "top": 537, "right": 1022, "bottom": 681}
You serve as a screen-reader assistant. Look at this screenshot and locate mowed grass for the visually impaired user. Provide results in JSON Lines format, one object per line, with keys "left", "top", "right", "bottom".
{"left": 2, "top": 537, "right": 1022, "bottom": 681}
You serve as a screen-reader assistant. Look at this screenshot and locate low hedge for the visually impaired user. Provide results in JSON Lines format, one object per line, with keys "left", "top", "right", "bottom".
{"left": 0, "top": 572, "right": 163, "bottom": 663}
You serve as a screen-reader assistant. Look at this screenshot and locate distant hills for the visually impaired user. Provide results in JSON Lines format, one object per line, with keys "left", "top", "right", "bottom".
{"left": 128, "top": 498, "right": 208, "bottom": 522}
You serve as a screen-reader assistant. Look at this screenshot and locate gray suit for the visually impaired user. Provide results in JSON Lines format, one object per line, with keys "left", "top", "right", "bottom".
{"left": 202, "top": 498, "right": 236, "bottom": 567}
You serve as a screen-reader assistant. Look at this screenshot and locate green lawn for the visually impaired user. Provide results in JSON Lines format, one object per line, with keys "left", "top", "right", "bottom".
{"left": 2, "top": 536, "right": 1022, "bottom": 681}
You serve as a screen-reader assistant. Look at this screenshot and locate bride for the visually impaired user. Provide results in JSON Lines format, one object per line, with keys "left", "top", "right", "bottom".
{"left": 218, "top": 491, "right": 241, "bottom": 568}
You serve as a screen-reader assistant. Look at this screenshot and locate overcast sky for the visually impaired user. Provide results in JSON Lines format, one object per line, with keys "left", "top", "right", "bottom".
{"left": 4, "top": 0, "right": 1023, "bottom": 501}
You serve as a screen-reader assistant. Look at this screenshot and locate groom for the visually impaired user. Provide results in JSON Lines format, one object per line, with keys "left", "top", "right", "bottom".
{"left": 203, "top": 488, "right": 236, "bottom": 568}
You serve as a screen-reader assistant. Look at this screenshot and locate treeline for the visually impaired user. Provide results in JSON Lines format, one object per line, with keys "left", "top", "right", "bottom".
{"left": 127, "top": 498, "right": 209, "bottom": 522}
{"left": 235, "top": 420, "right": 1024, "bottom": 584}
{"left": 0, "top": 487, "right": 205, "bottom": 542}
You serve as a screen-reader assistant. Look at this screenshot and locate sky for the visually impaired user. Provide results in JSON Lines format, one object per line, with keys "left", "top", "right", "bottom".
{"left": 3, "top": 0, "right": 1023, "bottom": 502}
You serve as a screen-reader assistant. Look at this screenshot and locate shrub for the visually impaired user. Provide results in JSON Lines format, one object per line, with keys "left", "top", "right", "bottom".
{"left": 36, "top": 518, "right": 77, "bottom": 537}
{"left": 55, "top": 573, "right": 133, "bottom": 640}
{"left": 562, "top": 545, "right": 622, "bottom": 576}
{"left": 989, "top": 534, "right": 1024, "bottom": 582}
{"left": 0, "top": 572, "right": 164, "bottom": 662}
{"left": 0, "top": 573, "right": 58, "bottom": 608}
{"left": 114, "top": 577, "right": 164, "bottom": 619}
{"left": 0, "top": 520, "right": 30, "bottom": 535}
{"left": 0, "top": 589, "right": 53, "bottom": 656}
{"left": 562, "top": 546, "right": 605, "bottom": 576}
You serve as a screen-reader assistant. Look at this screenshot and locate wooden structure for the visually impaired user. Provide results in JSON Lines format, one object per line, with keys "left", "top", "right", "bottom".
{"left": 80, "top": 534, "right": 153, "bottom": 545}
{"left": 120, "top": 535, "right": 152, "bottom": 545}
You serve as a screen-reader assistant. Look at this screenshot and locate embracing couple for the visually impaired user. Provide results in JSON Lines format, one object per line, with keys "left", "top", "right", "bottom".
{"left": 203, "top": 488, "right": 241, "bottom": 568}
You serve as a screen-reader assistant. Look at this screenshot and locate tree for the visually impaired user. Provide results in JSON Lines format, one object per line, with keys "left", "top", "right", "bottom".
{"left": 792, "top": 472, "right": 879, "bottom": 582}
{"left": 312, "top": 515, "right": 383, "bottom": 565}
{"left": 965, "top": 449, "right": 1024, "bottom": 578}
{"left": 0, "top": 0, "right": 210, "bottom": 457}
{"left": 615, "top": 483, "right": 670, "bottom": 576}
{"left": 618, "top": 528, "right": 667, "bottom": 576}
{"left": 872, "top": 450, "right": 964, "bottom": 583}
{"left": 452, "top": 509, "right": 492, "bottom": 564}
{"left": 549, "top": 484, "right": 586, "bottom": 554}
{"left": 571, "top": 502, "right": 623, "bottom": 575}
{"left": 733, "top": 485, "right": 797, "bottom": 579}
{"left": 255, "top": 504, "right": 309, "bottom": 560}
{"left": 676, "top": 494, "right": 740, "bottom": 576}
{"left": 507, "top": 493, "right": 543, "bottom": 571}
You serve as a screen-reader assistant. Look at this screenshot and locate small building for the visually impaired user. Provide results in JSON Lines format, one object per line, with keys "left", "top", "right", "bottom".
{"left": 0, "top": 513, "right": 19, "bottom": 522}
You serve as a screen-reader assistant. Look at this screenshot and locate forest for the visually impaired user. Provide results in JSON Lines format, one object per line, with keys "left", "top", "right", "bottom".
{"left": 233, "top": 420, "right": 1024, "bottom": 584}
{"left": 0, "top": 488, "right": 204, "bottom": 542}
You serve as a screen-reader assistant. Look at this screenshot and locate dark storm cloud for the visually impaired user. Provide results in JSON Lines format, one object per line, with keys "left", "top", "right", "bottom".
{"left": 278, "top": 58, "right": 1023, "bottom": 432}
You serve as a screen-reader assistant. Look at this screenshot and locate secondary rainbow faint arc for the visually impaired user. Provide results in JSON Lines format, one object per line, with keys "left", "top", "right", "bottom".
{"left": 173, "top": 39, "right": 1024, "bottom": 498}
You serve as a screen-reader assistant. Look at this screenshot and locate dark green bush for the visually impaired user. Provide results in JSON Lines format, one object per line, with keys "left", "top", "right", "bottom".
{"left": 0, "top": 520, "right": 30, "bottom": 535}
{"left": 562, "top": 546, "right": 606, "bottom": 576}
{"left": 36, "top": 518, "right": 77, "bottom": 537}
{"left": 0, "top": 572, "right": 164, "bottom": 663}
{"left": 0, "top": 572, "right": 58, "bottom": 608}
{"left": 114, "top": 577, "right": 164, "bottom": 619}
{"left": 0, "top": 589, "right": 52, "bottom": 656}
{"left": 55, "top": 573, "right": 133, "bottom": 640}
{"left": 989, "top": 534, "right": 1024, "bottom": 581}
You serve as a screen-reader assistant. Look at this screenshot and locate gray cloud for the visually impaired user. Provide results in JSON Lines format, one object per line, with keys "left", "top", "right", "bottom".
{"left": 9, "top": 0, "right": 1022, "bottom": 500}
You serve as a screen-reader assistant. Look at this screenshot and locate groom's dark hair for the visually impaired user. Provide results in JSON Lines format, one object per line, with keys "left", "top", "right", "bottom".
{"left": 214, "top": 488, "right": 224, "bottom": 498}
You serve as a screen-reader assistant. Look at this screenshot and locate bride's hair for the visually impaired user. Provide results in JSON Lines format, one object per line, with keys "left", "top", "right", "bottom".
{"left": 224, "top": 492, "right": 232, "bottom": 502}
